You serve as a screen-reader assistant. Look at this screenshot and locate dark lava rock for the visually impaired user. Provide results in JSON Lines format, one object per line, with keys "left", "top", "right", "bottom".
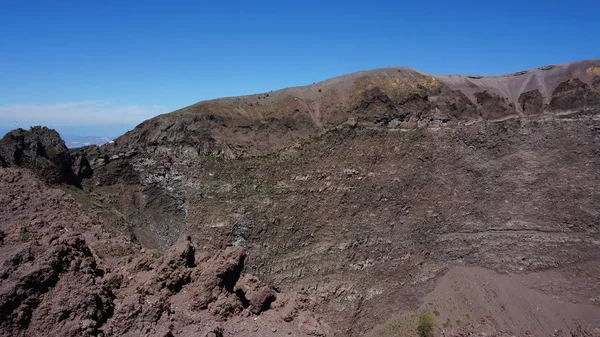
{"left": 474, "top": 90, "right": 517, "bottom": 120}
{"left": 445, "top": 90, "right": 479, "bottom": 120}
{"left": 357, "top": 87, "right": 404, "bottom": 122}
{"left": 548, "top": 79, "right": 600, "bottom": 112}
{"left": 69, "top": 145, "right": 95, "bottom": 181}
{"left": 0, "top": 126, "right": 78, "bottom": 185}
{"left": 518, "top": 89, "right": 544, "bottom": 115}
{"left": 592, "top": 75, "right": 600, "bottom": 92}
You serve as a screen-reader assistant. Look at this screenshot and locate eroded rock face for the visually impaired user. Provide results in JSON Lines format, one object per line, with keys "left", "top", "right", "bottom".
{"left": 548, "top": 78, "right": 600, "bottom": 112}
{"left": 69, "top": 145, "right": 95, "bottom": 181}
{"left": 0, "top": 126, "right": 78, "bottom": 185}
{"left": 356, "top": 87, "right": 403, "bottom": 124}
{"left": 592, "top": 75, "right": 600, "bottom": 92}
{"left": 443, "top": 90, "right": 479, "bottom": 120}
{"left": 474, "top": 90, "right": 516, "bottom": 119}
{"left": 518, "top": 89, "right": 544, "bottom": 115}
{"left": 349, "top": 79, "right": 480, "bottom": 127}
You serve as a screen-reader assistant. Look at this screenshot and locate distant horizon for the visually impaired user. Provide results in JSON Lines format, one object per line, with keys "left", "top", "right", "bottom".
{"left": 2, "top": 0, "right": 599, "bottom": 136}
{"left": 2, "top": 124, "right": 126, "bottom": 141}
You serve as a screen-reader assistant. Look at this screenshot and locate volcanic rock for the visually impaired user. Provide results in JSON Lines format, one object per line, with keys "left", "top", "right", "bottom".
{"left": 0, "top": 126, "right": 78, "bottom": 185}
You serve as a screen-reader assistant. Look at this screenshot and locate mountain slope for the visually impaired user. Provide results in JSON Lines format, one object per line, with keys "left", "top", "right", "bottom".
{"left": 105, "top": 58, "right": 600, "bottom": 161}
{"left": 17, "top": 58, "right": 600, "bottom": 336}
{"left": 434, "top": 58, "right": 600, "bottom": 110}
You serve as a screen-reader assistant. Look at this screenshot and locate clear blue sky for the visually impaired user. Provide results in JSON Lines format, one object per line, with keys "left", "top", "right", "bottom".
{"left": 1, "top": 0, "right": 598, "bottom": 136}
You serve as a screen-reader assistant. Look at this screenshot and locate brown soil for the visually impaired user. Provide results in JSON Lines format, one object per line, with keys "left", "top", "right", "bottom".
{"left": 369, "top": 266, "right": 600, "bottom": 337}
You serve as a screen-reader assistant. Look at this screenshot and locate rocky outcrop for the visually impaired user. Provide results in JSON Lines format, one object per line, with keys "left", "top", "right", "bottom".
{"left": 0, "top": 126, "right": 78, "bottom": 185}
{"left": 518, "top": 89, "right": 544, "bottom": 115}
{"left": 0, "top": 230, "right": 330, "bottom": 337}
{"left": 101, "top": 236, "right": 330, "bottom": 337}
{"left": 474, "top": 90, "right": 516, "bottom": 119}
{"left": 592, "top": 75, "right": 600, "bottom": 92}
{"left": 0, "top": 126, "right": 94, "bottom": 186}
{"left": 548, "top": 78, "right": 600, "bottom": 112}
{"left": 69, "top": 145, "right": 95, "bottom": 181}
{"left": 0, "top": 167, "right": 331, "bottom": 337}
{"left": 351, "top": 83, "right": 478, "bottom": 126}
{"left": 0, "top": 234, "right": 114, "bottom": 337}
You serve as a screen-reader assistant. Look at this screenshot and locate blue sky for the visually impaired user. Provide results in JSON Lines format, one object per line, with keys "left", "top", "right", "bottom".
{"left": 1, "top": 0, "right": 598, "bottom": 137}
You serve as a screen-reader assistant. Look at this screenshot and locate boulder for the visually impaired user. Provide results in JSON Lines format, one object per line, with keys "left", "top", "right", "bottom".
{"left": 0, "top": 126, "right": 78, "bottom": 185}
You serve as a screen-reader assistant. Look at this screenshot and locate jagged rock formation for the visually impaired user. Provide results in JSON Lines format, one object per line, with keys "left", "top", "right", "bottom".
{"left": 0, "top": 126, "right": 93, "bottom": 185}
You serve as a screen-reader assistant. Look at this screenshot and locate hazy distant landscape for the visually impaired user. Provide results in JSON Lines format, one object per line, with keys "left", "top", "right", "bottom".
{"left": 1, "top": 125, "right": 126, "bottom": 148}
{"left": 60, "top": 134, "right": 113, "bottom": 147}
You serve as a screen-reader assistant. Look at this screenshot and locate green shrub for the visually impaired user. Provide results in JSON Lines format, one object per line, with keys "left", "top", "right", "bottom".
{"left": 417, "top": 313, "right": 434, "bottom": 337}
{"left": 151, "top": 252, "right": 162, "bottom": 259}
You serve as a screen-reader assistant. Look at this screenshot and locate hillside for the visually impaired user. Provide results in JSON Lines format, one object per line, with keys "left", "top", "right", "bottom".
{"left": 1, "top": 59, "right": 600, "bottom": 337}
{"left": 108, "top": 58, "right": 600, "bottom": 158}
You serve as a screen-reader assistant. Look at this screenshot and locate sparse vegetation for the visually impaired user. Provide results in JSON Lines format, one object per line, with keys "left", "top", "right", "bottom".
{"left": 151, "top": 251, "right": 162, "bottom": 259}
{"left": 406, "top": 128, "right": 430, "bottom": 142}
{"left": 376, "top": 313, "right": 417, "bottom": 337}
{"left": 417, "top": 313, "right": 434, "bottom": 337}
{"left": 66, "top": 184, "right": 87, "bottom": 204}
{"left": 433, "top": 310, "right": 440, "bottom": 317}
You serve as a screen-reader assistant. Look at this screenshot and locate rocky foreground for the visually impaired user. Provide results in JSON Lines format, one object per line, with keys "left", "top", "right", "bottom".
{"left": 0, "top": 167, "right": 331, "bottom": 337}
